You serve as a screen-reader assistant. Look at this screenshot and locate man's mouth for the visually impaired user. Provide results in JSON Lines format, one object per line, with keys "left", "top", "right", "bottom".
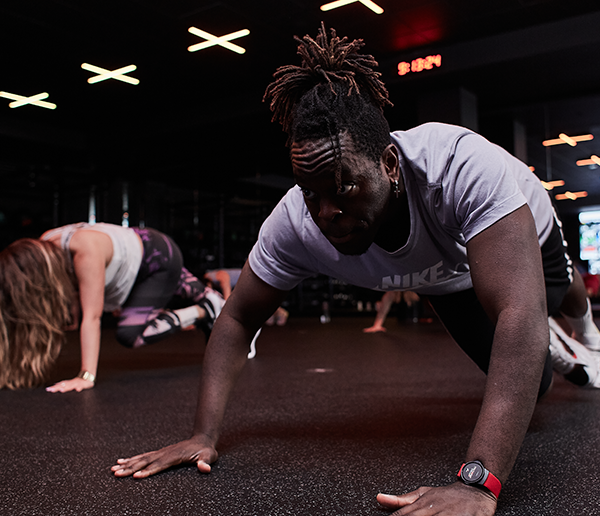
{"left": 326, "top": 231, "right": 354, "bottom": 245}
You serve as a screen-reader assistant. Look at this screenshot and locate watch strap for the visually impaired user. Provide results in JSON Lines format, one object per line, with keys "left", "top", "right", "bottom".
{"left": 77, "top": 370, "right": 96, "bottom": 383}
{"left": 458, "top": 462, "right": 502, "bottom": 498}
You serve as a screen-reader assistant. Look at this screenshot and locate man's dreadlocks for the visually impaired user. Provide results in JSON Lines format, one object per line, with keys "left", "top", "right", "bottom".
{"left": 263, "top": 22, "right": 393, "bottom": 165}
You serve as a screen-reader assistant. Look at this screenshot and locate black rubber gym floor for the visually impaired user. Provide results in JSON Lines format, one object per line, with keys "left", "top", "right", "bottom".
{"left": 1, "top": 316, "right": 599, "bottom": 515}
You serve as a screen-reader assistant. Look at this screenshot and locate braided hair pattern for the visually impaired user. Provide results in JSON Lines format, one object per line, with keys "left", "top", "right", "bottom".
{"left": 263, "top": 22, "right": 393, "bottom": 172}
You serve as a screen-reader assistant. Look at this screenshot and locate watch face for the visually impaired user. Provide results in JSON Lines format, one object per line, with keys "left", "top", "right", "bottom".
{"left": 462, "top": 462, "right": 484, "bottom": 483}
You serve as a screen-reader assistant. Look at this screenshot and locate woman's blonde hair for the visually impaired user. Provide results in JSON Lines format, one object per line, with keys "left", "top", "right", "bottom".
{"left": 0, "top": 238, "right": 74, "bottom": 389}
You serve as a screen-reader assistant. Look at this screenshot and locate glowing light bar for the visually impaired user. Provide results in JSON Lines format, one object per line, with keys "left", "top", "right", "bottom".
{"left": 576, "top": 155, "right": 600, "bottom": 166}
{"left": 81, "top": 63, "right": 139, "bottom": 85}
{"left": 542, "top": 134, "right": 594, "bottom": 146}
{"left": 555, "top": 191, "right": 588, "bottom": 201}
{"left": 320, "top": 0, "right": 384, "bottom": 14}
{"left": 398, "top": 55, "right": 442, "bottom": 76}
{"left": 321, "top": 0, "right": 356, "bottom": 10}
{"left": 188, "top": 28, "right": 250, "bottom": 54}
{"left": 559, "top": 133, "right": 577, "bottom": 146}
{"left": 0, "top": 91, "right": 56, "bottom": 109}
{"left": 541, "top": 180, "right": 565, "bottom": 190}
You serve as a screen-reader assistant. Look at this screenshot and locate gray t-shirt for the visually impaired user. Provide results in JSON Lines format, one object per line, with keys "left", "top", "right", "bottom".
{"left": 248, "top": 123, "right": 554, "bottom": 295}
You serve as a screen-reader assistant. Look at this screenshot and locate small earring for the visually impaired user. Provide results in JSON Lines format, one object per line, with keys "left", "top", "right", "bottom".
{"left": 393, "top": 179, "right": 400, "bottom": 198}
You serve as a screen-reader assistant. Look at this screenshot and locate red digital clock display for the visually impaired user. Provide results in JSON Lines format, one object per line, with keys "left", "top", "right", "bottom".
{"left": 398, "top": 54, "right": 442, "bottom": 76}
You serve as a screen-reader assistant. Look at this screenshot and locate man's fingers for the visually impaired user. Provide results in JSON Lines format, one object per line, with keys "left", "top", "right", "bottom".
{"left": 112, "top": 463, "right": 140, "bottom": 477}
{"left": 113, "top": 460, "right": 163, "bottom": 478}
{"left": 197, "top": 460, "right": 211, "bottom": 473}
{"left": 377, "top": 487, "right": 432, "bottom": 509}
{"left": 112, "top": 448, "right": 214, "bottom": 478}
{"left": 132, "top": 466, "right": 159, "bottom": 479}
{"left": 113, "top": 467, "right": 134, "bottom": 477}
{"left": 112, "top": 458, "right": 208, "bottom": 478}
{"left": 112, "top": 454, "right": 157, "bottom": 477}
{"left": 117, "top": 457, "right": 211, "bottom": 478}
{"left": 112, "top": 439, "right": 218, "bottom": 479}
{"left": 115, "top": 456, "right": 139, "bottom": 464}
{"left": 377, "top": 493, "right": 400, "bottom": 509}
{"left": 113, "top": 461, "right": 157, "bottom": 479}
{"left": 377, "top": 493, "right": 414, "bottom": 509}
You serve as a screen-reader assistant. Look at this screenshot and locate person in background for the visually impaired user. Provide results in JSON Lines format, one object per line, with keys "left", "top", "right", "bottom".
{"left": 204, "top": 268, "right": 289, "bottom": 326}
{"left": 203, "top": 268, "right": 242, "bottom": 301}
{"left": 363, "top": 290, "right": 421, "bottom": 333}
{"left": 0, "top": 222, "right": 224, "bottom": 392}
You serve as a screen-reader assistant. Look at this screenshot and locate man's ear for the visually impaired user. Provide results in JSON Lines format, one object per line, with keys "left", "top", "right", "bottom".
{"left": 382, "top": 144, "right": 400, "bottom": 182}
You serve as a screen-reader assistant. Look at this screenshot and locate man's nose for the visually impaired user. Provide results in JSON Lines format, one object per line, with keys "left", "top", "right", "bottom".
{"left": 318, "top": 200, "right": 342, "bottom": 222}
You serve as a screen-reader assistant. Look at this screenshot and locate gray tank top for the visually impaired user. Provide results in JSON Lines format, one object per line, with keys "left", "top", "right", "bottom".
{"left": 42, "top": 223, "right": 143, "bottom": 311}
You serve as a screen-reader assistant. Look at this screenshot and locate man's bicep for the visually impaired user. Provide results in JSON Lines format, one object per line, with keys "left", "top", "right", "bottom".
{"left": 466, "top": 205, "right": 546, "bottom": 322}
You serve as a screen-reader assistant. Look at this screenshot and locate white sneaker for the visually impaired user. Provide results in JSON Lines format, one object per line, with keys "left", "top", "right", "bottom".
{"left": 548, "top": 317, "right": 600, "bottom": 388}
{"left": 196, "top": 288, "right": 225, "bottom": 338}
{"left": 576, "top": 328, "right": 600, "bottom": 354}
{"left": 142, "top": 310, "right": 181, "bottom": 344}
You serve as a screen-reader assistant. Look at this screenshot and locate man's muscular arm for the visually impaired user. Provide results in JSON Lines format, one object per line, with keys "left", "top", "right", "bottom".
{"left": 378, "top": 205, "right": 548, "bottom": 515}
{"left": 112, "top": 262, "right": 287, "bottom": 478}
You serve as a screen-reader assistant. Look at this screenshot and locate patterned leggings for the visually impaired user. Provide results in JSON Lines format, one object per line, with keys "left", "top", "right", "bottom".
{"left": 115, "top": 227, "right": 207, "bottom": 348}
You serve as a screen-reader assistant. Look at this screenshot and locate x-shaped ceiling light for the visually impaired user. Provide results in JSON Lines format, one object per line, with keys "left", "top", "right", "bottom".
{"left": 542, "top": 133, "right": 594, "bottom": 146}
{"left": 555, "top": 191, "right": 588, "bottom": 201}
{"left": 576, "top": 155, "right": 600, "bottom": 166}
{"left": 81, "top": 63, "right": 139, "bottom": 85}
{"left": 188, "top": 27, "right": 250, "bottom": 54}
{"left": 0, "top": 91, "right": 56, "bottom": 109}
{"left": 541, "top": 180, "right": 565, "bottom": 191}
{"left": 320, "top": 0, "right": 384, "bottom": 14}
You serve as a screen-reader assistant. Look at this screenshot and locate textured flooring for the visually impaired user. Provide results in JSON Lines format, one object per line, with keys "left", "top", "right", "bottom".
{"left": 1, "top": 316, "right": 600, "bottom": 516}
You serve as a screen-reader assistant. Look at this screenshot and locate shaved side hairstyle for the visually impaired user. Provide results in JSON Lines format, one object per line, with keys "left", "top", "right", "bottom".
{"left": 263, "top": 22, "right": 393, "bottom": 169}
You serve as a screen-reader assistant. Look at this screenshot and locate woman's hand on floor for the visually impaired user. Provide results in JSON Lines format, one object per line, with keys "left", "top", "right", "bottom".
{"left": 46, "top": 377, "right": 94, "bottom": 393}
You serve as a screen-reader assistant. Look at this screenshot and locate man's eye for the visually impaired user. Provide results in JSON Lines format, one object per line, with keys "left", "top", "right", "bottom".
{"left": 301, "top": 188, "right": 316, "bottom": 200}
{"left": 338, "top": 183, "right": 354, "bottom": 195}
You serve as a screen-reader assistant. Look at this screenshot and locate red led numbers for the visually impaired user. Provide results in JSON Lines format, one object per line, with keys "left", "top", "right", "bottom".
{"left": 397, "top": 61, "right": 411, "bottom": 75}
{"left": 397, "top": 54, "right": 442, "bottom": 76}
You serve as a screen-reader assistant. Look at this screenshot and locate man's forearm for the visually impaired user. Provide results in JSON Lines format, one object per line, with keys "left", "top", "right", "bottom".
{"left": 191, "top": 313, "right": 255, "bottom": 444}
{"left": 465, "top": 316, "right": 548, "bottom": 484}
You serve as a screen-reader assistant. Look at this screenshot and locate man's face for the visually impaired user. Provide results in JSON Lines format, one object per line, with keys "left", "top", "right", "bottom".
{"left": 291, "top": 132, "right": 394, "bottom": 256}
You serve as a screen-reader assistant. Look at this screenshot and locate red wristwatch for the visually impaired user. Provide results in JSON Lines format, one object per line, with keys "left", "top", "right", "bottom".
{"left": 457, "top": 461, "right": 502, "bottom": 498}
